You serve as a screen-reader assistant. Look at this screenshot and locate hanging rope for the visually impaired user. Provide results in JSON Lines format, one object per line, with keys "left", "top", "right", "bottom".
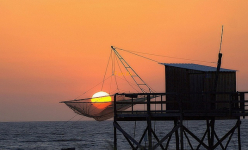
{"left": 74, "top": 75, "right": 113, "bottom": 100}
{"left": 114, "top": 76, "right": 140, "bottom": 92}
{"left": 112, "top": 46, "right": 155, "bottom": 93}
{"left": 101, "top": 50, "right": 112, "bottom": 90}
{"left": 113, "top": 53, "right": 120, "bottom": 92}
{"left": 108, "top": 51, "right": 115, "bottom": 94}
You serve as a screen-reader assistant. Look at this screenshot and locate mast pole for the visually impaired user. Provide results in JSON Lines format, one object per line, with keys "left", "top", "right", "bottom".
{"left": 214, "top": 25, "right": 224, "bottom": 93}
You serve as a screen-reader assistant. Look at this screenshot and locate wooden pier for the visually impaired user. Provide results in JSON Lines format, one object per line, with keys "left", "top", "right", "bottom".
{"left": 113, "top": 92, "right": 248, "bottom": 150}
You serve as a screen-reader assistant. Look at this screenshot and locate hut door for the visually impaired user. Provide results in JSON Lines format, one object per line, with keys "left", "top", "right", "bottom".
{"left": 189, "top": 74, "right": 205, "bottom": 110}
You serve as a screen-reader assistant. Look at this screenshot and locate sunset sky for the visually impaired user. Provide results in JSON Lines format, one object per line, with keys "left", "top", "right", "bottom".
{"left": 1, "top": 0, "right": 248, "bottom": 122}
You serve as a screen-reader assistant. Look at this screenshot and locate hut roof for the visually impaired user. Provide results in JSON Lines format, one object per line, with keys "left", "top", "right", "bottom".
{"left": 161, "top": 63, "right": 236, "bottom": 72}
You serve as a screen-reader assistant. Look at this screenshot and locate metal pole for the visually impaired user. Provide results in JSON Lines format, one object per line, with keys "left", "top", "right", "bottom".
{"left": 240, "top": 92, "right": 245, "bottom": 118}
{"left": 114, "top": 94, "right": 117, "bottom": 150}
{"left": 180, "top": 98, "right": 184, "bottom": 150}
{"left": 114, "top": 123, "right": 117, "bottom": 150}
{"left": 161, "top": 95, "right": 163, "bottom": 113}
{"left": 132, "top": 97, "right": 134, "bottom": 114}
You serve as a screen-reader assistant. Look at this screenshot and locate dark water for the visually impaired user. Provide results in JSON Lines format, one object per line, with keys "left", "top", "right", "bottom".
{"left": 0, "top": 120, "right": 248, "bottom": 150}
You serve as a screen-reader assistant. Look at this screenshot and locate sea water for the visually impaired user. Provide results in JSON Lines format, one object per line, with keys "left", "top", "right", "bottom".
{"left": 0, "top": 120, "right": 248, "bottom": 150}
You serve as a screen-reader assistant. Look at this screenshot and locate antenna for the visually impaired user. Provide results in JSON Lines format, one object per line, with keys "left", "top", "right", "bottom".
{"left": 217, "top": 25, "right": 224, "bottom": 71}
{"left": 216, "top": 25, "right": 224, "bottom": 74}
{"left": 219, "top": 25, "right": 224, "bottom": 53}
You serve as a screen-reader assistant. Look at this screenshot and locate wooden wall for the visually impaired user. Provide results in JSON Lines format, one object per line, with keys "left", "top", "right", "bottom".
{"left": 165, "top": 65, "right": 236, "bottom": 111}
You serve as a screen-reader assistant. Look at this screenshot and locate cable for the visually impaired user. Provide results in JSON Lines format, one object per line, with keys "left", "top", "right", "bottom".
{"left": 115, "top": 46, "right": 216, "bottom": 64}
{"left": 115, "top": 47, "right": 160, "bottom": 63}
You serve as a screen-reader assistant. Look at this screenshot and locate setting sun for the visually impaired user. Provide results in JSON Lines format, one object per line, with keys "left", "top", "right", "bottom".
{"left": 91, "top": 91, "right": 112, "bottom": 109}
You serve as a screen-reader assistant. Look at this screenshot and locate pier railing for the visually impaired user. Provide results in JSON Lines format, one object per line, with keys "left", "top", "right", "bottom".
{"left": 114, "top": 92, "right": 248, "bottom": 120}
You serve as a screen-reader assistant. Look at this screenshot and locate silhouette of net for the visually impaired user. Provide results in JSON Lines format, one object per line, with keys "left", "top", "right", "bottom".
{"left": 62, "top": 94, "right": 148, "bottom": 121}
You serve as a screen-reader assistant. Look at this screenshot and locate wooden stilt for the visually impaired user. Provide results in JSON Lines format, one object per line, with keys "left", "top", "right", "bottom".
{"left": 174, "top": 119, "right": 180, "bottom": 150}
{"left": 180, "top": 120, "right": 184, "bottom": 150}
{"left": 207, "top": 119, "right": 211, "bottom": 150}
{"left": 114, "top": 121, "right": 117, "bottom": 150}
{"left": 165, "top": 134, "right": 172, "bottom": 149}
{"left": 210, "top": 118, "right": 215, "bottom": 149}
{"left": 238, "top": 118, "right": 241, "bottom": 150}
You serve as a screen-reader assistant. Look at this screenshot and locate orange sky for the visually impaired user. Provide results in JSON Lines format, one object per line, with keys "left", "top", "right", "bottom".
{"left": 0, "top": 0, "right": 248, "bottom": 122}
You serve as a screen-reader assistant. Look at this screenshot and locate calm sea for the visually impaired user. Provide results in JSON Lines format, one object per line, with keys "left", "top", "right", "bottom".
{"left": 0, "top": 120, "right": 248, "bottom": 150}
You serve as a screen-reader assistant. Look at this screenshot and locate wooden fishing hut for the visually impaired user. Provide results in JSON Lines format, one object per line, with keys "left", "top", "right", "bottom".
{"left": 113, "top": 62, "right": 248, "bottom": 150}
{"left": 163, "top": 63, "right": 237, "bottom": 113}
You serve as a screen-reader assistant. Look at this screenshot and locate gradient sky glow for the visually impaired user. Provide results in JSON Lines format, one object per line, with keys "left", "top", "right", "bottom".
{"left": 1, "top": 0, "right": 248, "bottom": 122}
